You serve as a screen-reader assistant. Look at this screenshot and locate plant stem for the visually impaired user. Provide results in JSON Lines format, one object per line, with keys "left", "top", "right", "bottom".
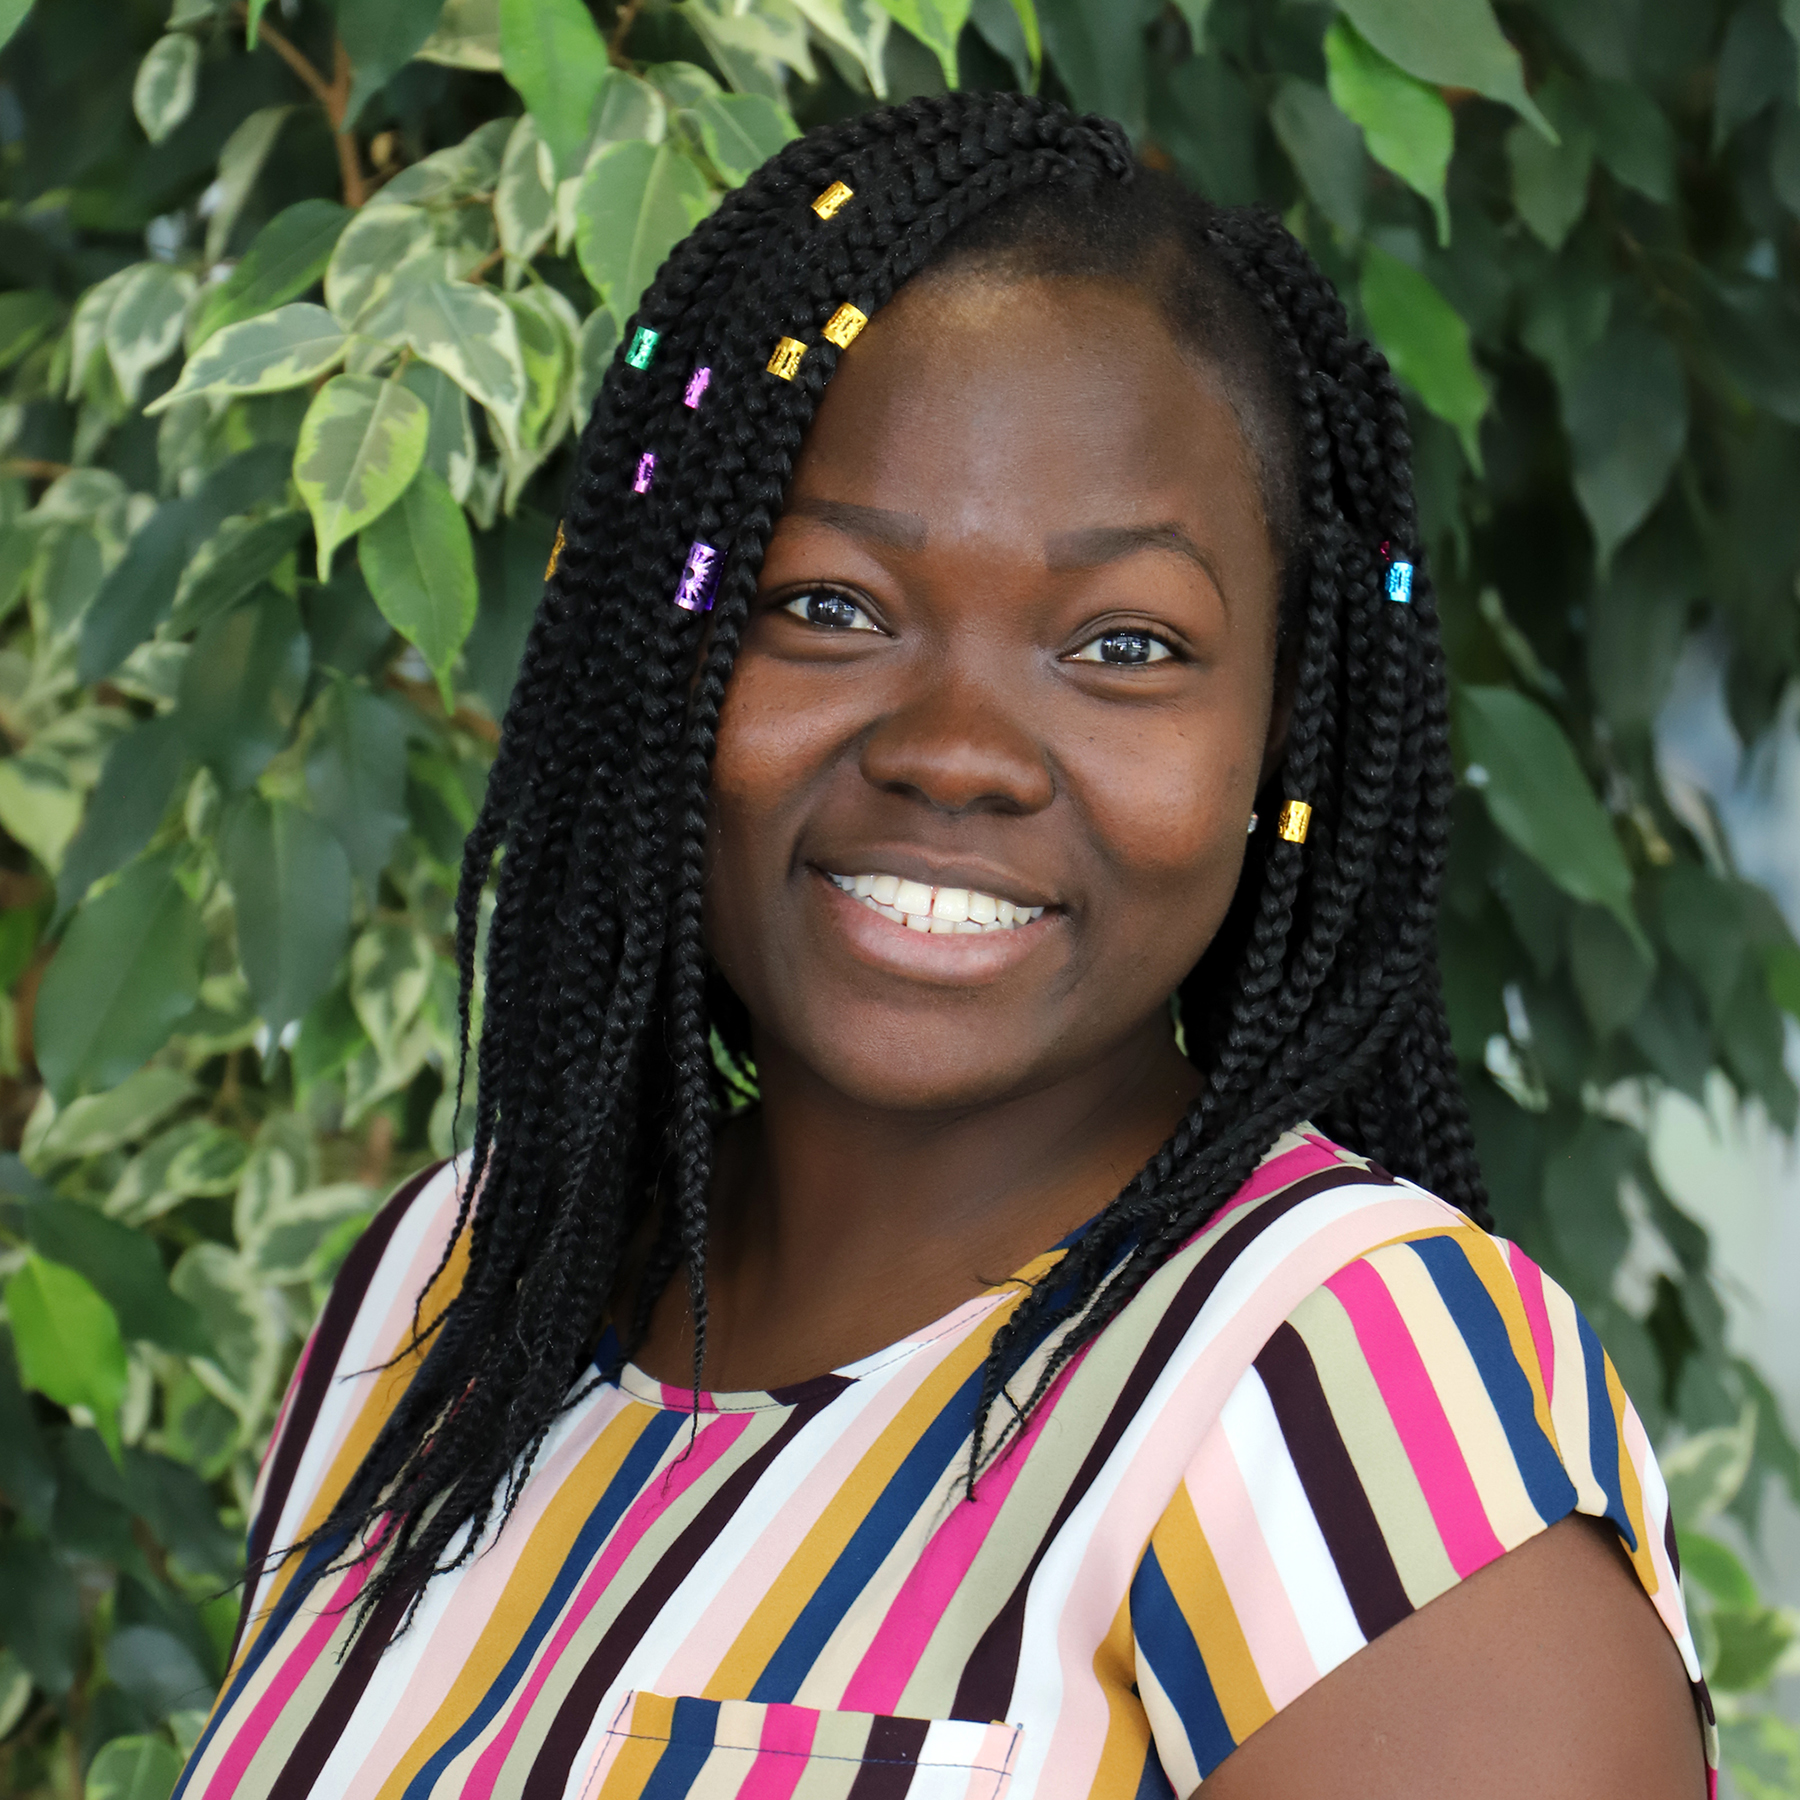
{"left": 609, "top": 0, "right": 645, "bottom": 63}
{"left": 241, "top": 10, "right": 368, "bottom": 208}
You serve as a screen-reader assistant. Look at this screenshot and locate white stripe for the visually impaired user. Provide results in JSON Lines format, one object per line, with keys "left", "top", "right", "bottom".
{"left": 1217, "top": 1370, "right": 1365, "bottom": 1674}
{"left": 1007, "top": 1177, "right": 1459, "bottom": 1800}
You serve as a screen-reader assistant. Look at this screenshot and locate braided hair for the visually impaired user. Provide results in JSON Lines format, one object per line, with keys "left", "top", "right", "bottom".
{"left": 309, "top": 89, "right": 1487, "bottom": 1627}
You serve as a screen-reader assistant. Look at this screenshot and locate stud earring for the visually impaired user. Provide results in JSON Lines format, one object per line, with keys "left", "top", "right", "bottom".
{"left": 1247, "top": 811, "right": 1259, "bottom": 835}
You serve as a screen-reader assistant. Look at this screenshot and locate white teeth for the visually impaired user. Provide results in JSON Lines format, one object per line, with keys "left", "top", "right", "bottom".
{"left": 825, "top": 871, "right": 1047, "bottom": 935}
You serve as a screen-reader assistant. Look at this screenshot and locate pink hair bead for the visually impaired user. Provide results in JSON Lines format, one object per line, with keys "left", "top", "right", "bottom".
{"left": 633, "top": 452, "right": 655, "bottom": 494}
{"left": 674, "top": 540, "right": 720, "bottom": 613}
{"left": 684, "top": 367, "right": 712, "bottom": 408}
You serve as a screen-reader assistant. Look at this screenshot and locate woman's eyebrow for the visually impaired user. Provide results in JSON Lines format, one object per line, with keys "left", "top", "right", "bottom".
{"left": 783, "top": 496, "right": 928, "bottom": 551}
{"left": 1044, "top": 522, "right": 1213, "bottom": 575}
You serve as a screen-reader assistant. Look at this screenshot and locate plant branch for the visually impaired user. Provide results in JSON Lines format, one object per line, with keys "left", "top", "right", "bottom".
{"left": 238, "top": 8, "right": 367, "bottom": 207}
{"left": 609, "top": 0, "right": 645, "bottom": 63}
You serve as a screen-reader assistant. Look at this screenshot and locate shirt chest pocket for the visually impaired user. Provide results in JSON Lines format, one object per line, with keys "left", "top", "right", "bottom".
{"left": 581, "top": 1693, "right": 1023, "bottom": 1800}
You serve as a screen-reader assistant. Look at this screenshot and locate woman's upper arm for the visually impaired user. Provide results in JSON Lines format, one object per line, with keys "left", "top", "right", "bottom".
{"left": 1195, "top": 1512, "right": 1709, "bottom": 1799}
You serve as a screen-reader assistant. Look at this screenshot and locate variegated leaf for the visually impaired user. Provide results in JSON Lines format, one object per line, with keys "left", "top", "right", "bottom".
{"left": 689, "top": 92, "right": 799, "bottom": 185}
{"left": 324, "top": 203, "right": 435, "bottom": 328}
{"left": 401, "top": 361, "right": 479, "bottom": 503}
{"left": 496, "top": 113, "right": 557, "bottom": 265}
{"left": 402, "top": 281, "right": 527, "bottom": 457}
{"left": 573, "top": 307, "right": 619, "bottom": 431}
{"left": 501, "top": 284, "right": 577, "bottom": 507}
{"left": 575, "top": 140, "right": 714, "bottom": 333}
{"left": 679, "top": 0, "right": 814, "bottom": 97}
{"left": 205, "top": 105, "right": 293, "bottom": 264}
{"left": 789, "top": 0, "right": 890, "bottom": 95}
{"left": 499, "top": 0, "right": 611, "bottom": 177}
{"left": 358, "top": 466, "right": 478, "bottom": 706}
{"left": 292, "top": 375, "right": 430, "bottom": 579}
{"left": 379, "top": 117, "right": 514, "bottom": 205}
{"left": 146, "top": 304, "right": 348, "bottom": 414}
{"left": 133, "top": 33, "right": 200, "bottom": 144}
{"left": 66, "top": 268, "right": 134, "bottom": 400}
{"left": 418, "top": 0, "right": 501, "bottom": 69}
{"left": 104, "top": 263, "right": 196, "bottom": 402}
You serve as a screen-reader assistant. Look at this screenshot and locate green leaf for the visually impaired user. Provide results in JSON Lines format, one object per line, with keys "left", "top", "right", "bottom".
{"left": 402, "top": 282, "right": 528, "bottom": 456}
{"left": 1455, "top": 685, "right": 1636, "bottom": 929}
{"left": 419, "top": 0, "right": 501, "bottom": 68}
{"left": 402, "top": 361, "right": 479, "bottom": 502}
{"left": 1682, "top": 1530, "right": 1760, "bottom": 1607}
{"left": 1710, "top": 1604, "right": 1797, "bottom": 1693}
{"left": 1559, "top": 321, "right": 1687, "bottom": 570}
{"left": 33, "top": 1066, "right": 195, "bottom": 1160}
{"left": 323, "top": 202, "right": 436, "bottom": 330}
{"left": 85, "top": 1734, "right": 184, "bottom": 1800}
{"left": 168, "top": 511, "right": 309, "bottom": 637}
{"left": 1336, "top": 0, "right": 1553, "bottom": 138}
{"left": 1767, "top": 942, "right": 1800, "bottom": 1021}
{"left": 25, "top": 1199, "right": 209, "bottom": 1354}
{"left": 293, "top": 374, "right": 430, "bottom": 579}
{"left": 1507, "top": 115, "right": 1592, "bottom": 250}
{"left": 574, "top": 140, "right": 714, "bottom": 333}
{"left": 0, "top": 0, "right": 32, "bottom": 57}
{"left": 105, "top": 263, "right": 196, "bottom": 403}
{"left": 499, "top": 0, "right": 611, "bottom": 178}
{"left": 0, "top": 1536, "right": 80, "bottom": 1696}
{"left": 874, "top": 0, "right": 969, "bottom": 85}
{"left": 177, "top": 589, "right": 310, "bottom": 791}
{"left": 468, "top": 509, "right": 556, "bottom": 715}
{"left": 690, "top": 92, "right": 799, "bottom": 185}
{"left": 35, "top": 848, "right": 205, "bottom": 1102}
{"left": 1568, "top": 905, "right": 1654, "bottom": 1039}
{"left": 133, "top": 33, "right": 199, "bottom": 144}
{"left": 791, "top": 0, "right": 892, "bottom": 95}
{"left": 1324, "top": 20, "right": 1453, "bottom": 243}
{"left": 0, "top": 751, "right": 82, "bottom": 873}
{"left": 206, "top": 104, "right": 293, "bottom": 264}
{"left": 0, "top": 1327, "right": 57, "bottom": 1529}
{"left": 1359, "top": 247, "right": 1488, "bottom": 468}
{"left": 503, "top": 285, "right": 576, "bottom": 455}
{"left": 149, "top": 304, "right": 347, "bottom": 414}
{"left": 496, "top": 113, "right": 558, "bottom": 264}
{"left": 574, "top": 306, "right": 620, "bottom": 426}
{"left": 0, "top": 290, "right": 60, "bottom": 371}
{"left": 304, "top": 679, "right": 410, "bottom": 887}
{"left": 358, "top": 467, "right": 478, "bottom": 706}
{"left": 192, "top": 199, "right": 351, "bottom": 347}
{"left": 340, "top": 0, "right": 448, "bottom": 121}
{"left": 1587, "top": 79, "right": 1675, "bottom": 203}
{"left": 678, "top": 0, "right": 814, "bottom": 97}
{"left": 350, "top": 922, "right": 434, "bottom": 1063}
{"left": 223, "top": 795, "right": 353, "bottom": 1042}
{"left": 1270, "top": 77, "right": 1366, "bottom": 235}
{"left": 1715, "top": 1, "right": 1795, "bottom": 150}
{"left": 5, "top": 1255, "right": 128, "bottom": 1458}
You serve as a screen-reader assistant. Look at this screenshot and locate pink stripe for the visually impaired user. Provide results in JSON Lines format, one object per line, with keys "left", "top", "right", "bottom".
{"left": 839, "top": 1348, "right": 1090, "bottom": 1713}
{"left": 200, "top": 1549, "right": 376, "bottom": 1800}
{"left": 1507, "top": 1244, "right": 1557, "bottom": 1406}
{"left": 1209, "top": 1139, "right": 1351, "bottom": 1229}
{"left": 467, "top": 1412, "right": 752, "bottom": 1797}
{"left": 1327, "top": 1258, "right": 1505, "bottom": 1578}
{"left": 733, "top": 1703, "right": 818, "bottom": 1800}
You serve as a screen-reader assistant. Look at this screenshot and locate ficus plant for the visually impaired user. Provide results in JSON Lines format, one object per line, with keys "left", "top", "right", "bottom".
{"left": 0, "top": 0, "right": 1797, "bottom": 1794}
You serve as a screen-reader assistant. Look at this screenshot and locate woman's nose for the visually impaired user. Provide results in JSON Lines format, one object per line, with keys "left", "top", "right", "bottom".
{"left": 858, "top": 669, "right": 1056, "bottom": 816}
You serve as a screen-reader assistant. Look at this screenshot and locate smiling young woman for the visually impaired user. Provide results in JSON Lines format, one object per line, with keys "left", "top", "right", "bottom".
{"left": 176, "top": 95, "right": 1713, "bottom": 1800}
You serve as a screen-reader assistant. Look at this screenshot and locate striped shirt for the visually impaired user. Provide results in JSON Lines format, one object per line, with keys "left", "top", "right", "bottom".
{"left": 177, "top": 1127, "right": 1717, "bottom": 1800}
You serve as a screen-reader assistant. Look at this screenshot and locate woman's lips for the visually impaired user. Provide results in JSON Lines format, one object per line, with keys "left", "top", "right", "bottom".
{"left": 810, "top": 866, "right": 1060, "bottom": 984}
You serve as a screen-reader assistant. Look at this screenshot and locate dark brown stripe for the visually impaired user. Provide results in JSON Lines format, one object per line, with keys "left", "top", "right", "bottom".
{"left": 522, "top": 1396, "right": 837, "bottom": 1800}
{"left": 226, "top": 1160, "right": 447, "bottom": 1669}
{"left": 950, "top": 1162, "right": 1380, "bottom": 1721}
{"left": 1254, "top": 1320, "right": 1412, "bottom": 1640}
{"left": 845, "top": 1713, "right": 930, "bottom": 1800}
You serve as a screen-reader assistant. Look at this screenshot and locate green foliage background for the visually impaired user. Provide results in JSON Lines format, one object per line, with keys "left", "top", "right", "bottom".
{"left": 1, "top": 0, "right": 1799, "bottom": 1793}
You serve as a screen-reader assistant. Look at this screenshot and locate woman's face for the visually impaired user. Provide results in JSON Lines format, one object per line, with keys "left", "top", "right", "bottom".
{"left": 706, "top": 271, "right": 1285, "bottom": 1113}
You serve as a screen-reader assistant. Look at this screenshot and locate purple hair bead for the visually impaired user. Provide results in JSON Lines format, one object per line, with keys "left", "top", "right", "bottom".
{"left": 632, "top": 451, "right": 656, "bottom": 494}
{"left": 683, "top": 366, "right": 712, "bottom": 409}
{"left": 674, "top": 540, "right": 720, "bottom": 613}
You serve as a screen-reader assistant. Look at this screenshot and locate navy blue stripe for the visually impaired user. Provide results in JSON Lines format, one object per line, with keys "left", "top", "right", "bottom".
{"left": 1409, "top": 1236, "right": 1576, "bottom": 1528}
{"left": 1578, "top": 1307, "right": 1635, "bottom": 1550}
{"left": 748, "top": 1361, "right": 990, "bottom": 1702}
{"left": 1130, "top": 1544, "right": 1236, "bottom": 1779}
{"left": 400, "top": 1408, "right": 688, "bottom": 1800}
{"left": 639, "top": 1696, "right": 722, "bottom": 1800}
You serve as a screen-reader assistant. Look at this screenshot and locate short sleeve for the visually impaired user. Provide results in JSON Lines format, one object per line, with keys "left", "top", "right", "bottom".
{"left": 1127, "top": 1223, "right": 1714, "bottom": 1790}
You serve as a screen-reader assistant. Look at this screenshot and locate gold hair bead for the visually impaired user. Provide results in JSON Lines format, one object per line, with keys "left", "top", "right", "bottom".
{"left": 544, "top": 520, "right": 565, "bottom": 579}
{"left": 821, "top": 303, "right": 867, "bottom": 349}
{"left": 767, "top": 336, "right": 808, "bottom": 380}
{"left": 1276, "top": 800, "right": 1312, "bottom": 844}
{"left": 811, "top": 180, "right": 853, "bottom": 220}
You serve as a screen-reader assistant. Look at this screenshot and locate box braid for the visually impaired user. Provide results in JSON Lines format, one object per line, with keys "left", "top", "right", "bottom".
{"left": 301, "top": 89, "right": 1486, "bottom": 1630}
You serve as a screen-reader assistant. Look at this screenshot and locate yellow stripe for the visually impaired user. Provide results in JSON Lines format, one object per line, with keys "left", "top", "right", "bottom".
{"left": 703, "top": 1286, "right": 1033, "bottom": 1696}
{"left": 1150, "top": 1480, "right": 1272, "bottom": 1744}
{"left": 1454, "top": 1229, "right": 1561, "bottom": 1456}
{"left": 1603, "top": 1355, "right": 1660, "bottom": 1599}
{"left": 597, "top": 1693, "right": 677, "bottom": 1800}
{"left": 1089, "top": 1592, "right": 1152, "bottom": 1800}
{"left": 370, "top": 1404, "right": 665, "bottom": 1800}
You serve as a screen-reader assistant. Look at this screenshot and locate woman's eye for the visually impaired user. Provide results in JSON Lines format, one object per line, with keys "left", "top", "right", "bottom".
{"left": 1068, "top": 630, "right": 1174, "bottom": 666}
{"left": 781, "top": 591, "right": 878, "bottom": 632}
